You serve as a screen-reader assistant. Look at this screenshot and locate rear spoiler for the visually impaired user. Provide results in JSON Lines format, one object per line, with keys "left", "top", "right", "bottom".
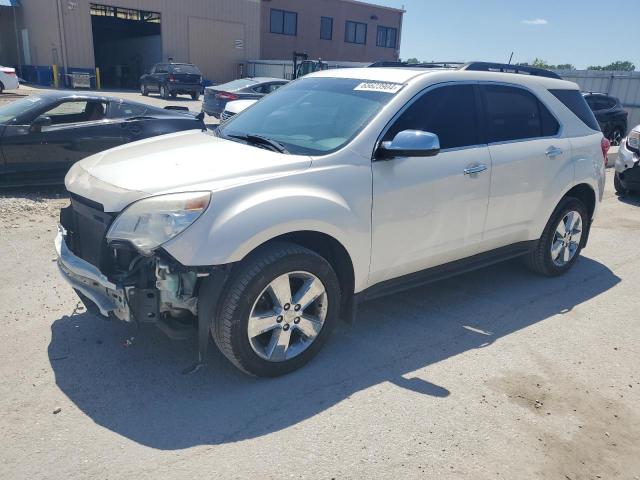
{"left": 164, "top": 106, "right": 205, "bottom": 122}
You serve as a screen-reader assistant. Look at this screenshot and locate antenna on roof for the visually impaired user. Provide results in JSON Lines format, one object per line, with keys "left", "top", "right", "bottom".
{"left": 508, "top": 52, "right": 514, "bottom": 65}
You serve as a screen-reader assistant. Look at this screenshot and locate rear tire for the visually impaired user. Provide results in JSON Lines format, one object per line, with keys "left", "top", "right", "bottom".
{"left": 614, "top": 172, "right": 628, "bottom": 196}
{"left": 524, "top": 197, "right": 588, "bottom": 277}
{"left": 191, "top": 92, "right": 200, "bottom": 101}
{"left": 207, "top": 242, "right": 341, "bottom": 377}
{"left": 140, "top": 83, "right": 148, "bottom": 96}
{"left": 0, "top": 82, "right": 4, "bottom": 94}
{"left": 160, "top": 84, "right": 169, "bottom": 99}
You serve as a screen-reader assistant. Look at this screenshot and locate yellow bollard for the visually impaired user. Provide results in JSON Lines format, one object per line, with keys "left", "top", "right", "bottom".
{"left": 52, "top": 64, "right": 59, "bottom": 88}
{"left": 95, "top": 67, "right": 101, "bottom": 90}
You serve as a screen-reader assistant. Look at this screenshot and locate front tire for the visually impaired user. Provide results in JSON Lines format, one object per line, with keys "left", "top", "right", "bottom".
{"left": 140, "top": 83, "right": 148, "bottom": 96}
{"left": 614, "top": 172, "right": 629, "bottom": 196}
{"left": 0, "top": 81, "right": 4, "bottom": 94}
{"left": 160, "top": 84, "right": 169, "bottom": 99}
{"left": 191, "top": 91, "right": 200, "bottom": 101}
{"left": 208, "top": 242, "right": 341, "bottom": 377}
{"left": 524, "top": 197, "right": 588, "bottom": 277}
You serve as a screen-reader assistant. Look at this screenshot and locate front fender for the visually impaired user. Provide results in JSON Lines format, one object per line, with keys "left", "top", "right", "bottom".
{"left": 163, "top": 177, "right": 371, "bottom": 291}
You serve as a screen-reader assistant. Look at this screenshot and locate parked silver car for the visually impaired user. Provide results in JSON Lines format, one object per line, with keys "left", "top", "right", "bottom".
{"left": 202, "top": 77, "right": 288, "bottom": 118}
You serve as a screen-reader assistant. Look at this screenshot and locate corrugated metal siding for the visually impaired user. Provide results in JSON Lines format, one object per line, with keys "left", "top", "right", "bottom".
{"left": 554, "top": 69, "right": 640, "bottom": 131}
{"left": 17, "top": 0, "right": 260, "bottom": 81}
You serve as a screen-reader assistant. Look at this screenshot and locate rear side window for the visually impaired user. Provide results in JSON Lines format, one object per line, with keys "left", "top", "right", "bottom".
{"left": 384, "top": 84, "right": 480, "bottom": 149}
{"left": 549, "top": 89, "right": 600, "bottom": 131}
{"left": 482, "top": 85, "right": 559, "bottom": 143}
{"left": 109, "top": 101, "right": 148, "bottom": 119}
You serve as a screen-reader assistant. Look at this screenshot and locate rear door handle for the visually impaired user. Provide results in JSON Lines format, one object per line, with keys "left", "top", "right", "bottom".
{"left": 545, "top": 146, "right": 564, "bottom": 158}
{"left": 464, "top": 164, "right": 488, "bottom": 175}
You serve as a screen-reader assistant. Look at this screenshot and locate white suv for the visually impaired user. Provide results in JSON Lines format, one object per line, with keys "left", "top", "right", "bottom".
{"left": 56, "top": 63, "right": 607, "bottom": 376}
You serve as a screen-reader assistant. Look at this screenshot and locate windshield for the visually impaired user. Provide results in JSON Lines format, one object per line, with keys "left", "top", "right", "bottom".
{"left": 218, "top": 77, "right": 402, "bottom": 155}
{"left": 0, "top": 96, "right": 45, "bottom": 124}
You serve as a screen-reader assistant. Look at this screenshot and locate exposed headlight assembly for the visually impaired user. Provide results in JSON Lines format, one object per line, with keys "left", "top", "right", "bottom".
{"left": 627, "top": 129, "right": 640, "bottom": 153}
{"left": 106, "top": 192, "right": 211, "bottom": 255}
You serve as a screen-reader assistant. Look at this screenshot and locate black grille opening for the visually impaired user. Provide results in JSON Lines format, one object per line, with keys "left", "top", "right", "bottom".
{"left": 61, "top": 195, "right": 115, "bottom": 270}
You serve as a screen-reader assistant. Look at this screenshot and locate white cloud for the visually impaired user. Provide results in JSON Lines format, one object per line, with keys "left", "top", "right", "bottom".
{"left": 522, "top": 18, "right": 548, "bottom": 25}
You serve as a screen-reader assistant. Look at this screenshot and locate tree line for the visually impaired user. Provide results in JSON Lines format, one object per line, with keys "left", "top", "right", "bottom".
{"left": 403, "top": 57, "right": 636, "bottom": 72}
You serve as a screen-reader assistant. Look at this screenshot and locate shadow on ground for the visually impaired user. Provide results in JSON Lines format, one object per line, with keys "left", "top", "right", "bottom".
{"left": 617, "top": 192, "right": 640, "bottom": 207}
{"left": 49, "top": 256, "right": 619, "bottom": 450}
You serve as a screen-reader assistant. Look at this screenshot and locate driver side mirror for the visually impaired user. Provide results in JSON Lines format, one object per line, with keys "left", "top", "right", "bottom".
{"left": 376, "top": 130, "right": 440, "bottom": 160}
{"left": 30, "top": 115, "right": 52, "bottom": 133}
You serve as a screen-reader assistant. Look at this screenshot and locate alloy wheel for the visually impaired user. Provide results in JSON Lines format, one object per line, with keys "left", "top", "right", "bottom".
{"left": 551, "top": 210, "right": 583, "bottom": 266}
{"left": 247, "top": 271, "right": 328, "bottom": 362}
{"left": 610, "top": 129, "right": 623, "bottom": 146}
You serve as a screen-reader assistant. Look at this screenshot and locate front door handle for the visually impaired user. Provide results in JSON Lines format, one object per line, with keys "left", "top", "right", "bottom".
{"left": 545, "top": 146, "right": 564, "bottom": 158}
{"left": 464, "top": 164, "right": 488, "bottom": 175}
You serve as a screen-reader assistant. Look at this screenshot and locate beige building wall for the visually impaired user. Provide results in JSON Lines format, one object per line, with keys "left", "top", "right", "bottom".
{"left": 260, "top": 0, "right": 403, "bottom": 62}
{"left": 15, "top": 0, "right": 260, "bottom": 82}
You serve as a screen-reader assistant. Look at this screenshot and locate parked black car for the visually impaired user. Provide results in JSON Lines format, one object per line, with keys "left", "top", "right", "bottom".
{"left": 583, "top": 92, "right": 628, "bottom": 145}
{"left": 0, "top": 92, "right": 205, "bottom": 187}
{"left": 140, "top": 63, "right": 203, "bottom": 100}
{"left": 202, "top": 77, "right": 288, "bottom": 117}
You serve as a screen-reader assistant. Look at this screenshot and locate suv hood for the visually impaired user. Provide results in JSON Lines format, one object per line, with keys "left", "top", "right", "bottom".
{"left": 65, "top": 129, "right": 312, "bottom": 212}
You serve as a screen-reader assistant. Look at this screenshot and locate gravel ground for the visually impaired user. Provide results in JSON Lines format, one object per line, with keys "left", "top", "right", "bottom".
{"left": 1, "top": 90, "right": 639, "bottom": 479}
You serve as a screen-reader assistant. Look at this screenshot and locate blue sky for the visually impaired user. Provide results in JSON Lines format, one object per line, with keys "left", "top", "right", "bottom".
{"left": 375, "top": 0, "right": 639, "bottom": 69}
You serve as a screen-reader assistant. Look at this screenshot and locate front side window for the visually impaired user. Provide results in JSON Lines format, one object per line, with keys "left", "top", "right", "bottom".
{"left": 345, "top": 21, "right": 367, "bottom": 44}
{"left": 384, "top": 84, "right": 480, "bottom": 150}
{"left": 43, "top": 100, "right": 107, "bottom": 125}
{"left": 219, "top": 77, "right": 401, "bottom": 155}
{"left": 482, "top": 85, "right": 559, "bottom": 143}
{"left": 320, "top": 16, "right": 333, "bottom": 40}
{"left": 270, "top": 9, "right": 297, "bottom": 36}
{"left": 376, "top": 26, "right": 397, "bottom": 48}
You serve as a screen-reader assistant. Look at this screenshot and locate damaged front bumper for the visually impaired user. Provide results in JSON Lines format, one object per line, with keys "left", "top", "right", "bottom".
{"left": 55, "top": 225, "right": 131, "bottom": 321}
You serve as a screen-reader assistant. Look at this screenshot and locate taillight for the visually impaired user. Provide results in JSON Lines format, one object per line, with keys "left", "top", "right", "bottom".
{"left": 168, "top": 74, "right": 175, "bottom": 82}
{"left": 6, "top": 71, "right": 16, "bottom": 76}
{"left": 215, "top": 92, "right": 238, "bottom": 101}
{"left": 601, "top": 137, "right": 610, "bottom": 164}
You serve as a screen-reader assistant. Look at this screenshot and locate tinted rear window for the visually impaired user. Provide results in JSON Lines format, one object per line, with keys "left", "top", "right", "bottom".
{"left": 170, "top": 64, "right": 201, "bottom": 74}
{"left": 483, "top": 85, "right": 559, "bottom": 143}
{"left": 214, "top": 79, "right": 258, "bottom": 91}
{"left": 549, "top": 89, "right": 600, "bottom": 131}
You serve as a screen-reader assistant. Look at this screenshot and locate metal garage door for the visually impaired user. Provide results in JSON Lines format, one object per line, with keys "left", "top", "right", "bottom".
{"left": 188, "top": 16, "right": 245, "bottom": 85}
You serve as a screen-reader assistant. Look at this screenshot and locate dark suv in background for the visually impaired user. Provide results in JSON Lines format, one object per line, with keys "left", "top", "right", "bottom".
{"left": 583, "top": 92, "right": 628, "bottom": 145}
{"left": 140, "top": 63, "right": 203, "bottom": 100}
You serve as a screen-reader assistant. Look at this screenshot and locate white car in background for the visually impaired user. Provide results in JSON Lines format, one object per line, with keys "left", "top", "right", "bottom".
{"left": 220, "top": 99, "right": 257, "bottom": 124}
{"left": 0, "top": 66, "right": 19, "bottom": 93}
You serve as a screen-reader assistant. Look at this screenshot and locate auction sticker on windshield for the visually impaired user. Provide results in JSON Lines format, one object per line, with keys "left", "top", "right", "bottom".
{"left": 354, "top": 82, "right": 403, "bottom": 93}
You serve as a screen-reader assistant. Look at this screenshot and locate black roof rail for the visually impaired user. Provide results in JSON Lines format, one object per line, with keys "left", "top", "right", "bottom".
{"left": 460, "top": 62, "right": 562, "bottom": 80}
{"left": 368, "top": 61, "right": 463, "bottom": 69}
